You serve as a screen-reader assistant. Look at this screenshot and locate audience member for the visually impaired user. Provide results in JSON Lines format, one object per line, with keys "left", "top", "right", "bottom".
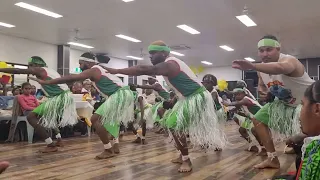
{"left": 17, "top": 82, "right": 39, "bottom": 116}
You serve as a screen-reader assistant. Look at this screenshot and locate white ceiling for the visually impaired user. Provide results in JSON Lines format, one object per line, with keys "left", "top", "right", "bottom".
{"left": 1, "top": 0, "right": 320, "bottom": 67}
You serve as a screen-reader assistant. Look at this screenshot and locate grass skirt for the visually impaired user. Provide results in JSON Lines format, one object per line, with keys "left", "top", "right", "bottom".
{"left": 37, "top": 91, "right": 78, "bottom": 128}
{"left": 164, "top": 87, "right": 227, "bottom": 149}
{"left": 98, "top": 86, "right": 135, "bottom": 126}
{"left": 151, "top": 102, "right": 163, "bottom": 123}
{"left": 268, "top": 100, "right": 301, "bottom": 141}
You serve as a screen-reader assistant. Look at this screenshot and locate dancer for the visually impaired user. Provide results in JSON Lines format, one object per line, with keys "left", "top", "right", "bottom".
{"left": 137, "top": 76, "right": 170, "bottom": 132}
{"left": 102, "top": 40, "right": 226, "bottom": 172}
{"left": 0, "top": 56, "right": 76, "bottom": 152}
{"left": 232, "top": 35, "right": 314, "bottom": 169}
{"left": 130, "top": 85, "right": 153, "bottom": 145}
{"left": 202, "top": 74, "right": 226, "bottom": 122}
{"left": 30, "top": 52, "right": 135, "bottom": 158}
{"left": 224, "top": 88, "right": 264, "bottom": 153}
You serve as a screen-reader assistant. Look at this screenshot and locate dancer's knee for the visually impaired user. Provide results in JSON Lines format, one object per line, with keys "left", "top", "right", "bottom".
{"left": 91, "top": 114, "right": 100, "bottom": 125}
{"left": 27, "top": 112, "right": 38, "bottom": 125}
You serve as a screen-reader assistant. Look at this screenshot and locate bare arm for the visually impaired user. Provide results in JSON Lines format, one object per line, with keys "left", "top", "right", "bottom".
{"left": 224, "top": 98, "right": 251, "bottom": 107}
{"left": 253, "top": 57, "right": 298, "bottom": 75}
{"left": 104, "top": 61, "right": 179, "bottom": 77}
{"left": 137, "top": 84, "right": 155, "bottom": 90}
{"left": 0, "top": 68, "right": 41, "bottom": 76}
{"left": 31, "top": 68, "right": 99, "bottom": 85}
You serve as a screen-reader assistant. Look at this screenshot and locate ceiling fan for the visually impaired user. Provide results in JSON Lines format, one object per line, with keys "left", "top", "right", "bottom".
{"left": 71, "top": 28, "right": 95, "bottom": 42}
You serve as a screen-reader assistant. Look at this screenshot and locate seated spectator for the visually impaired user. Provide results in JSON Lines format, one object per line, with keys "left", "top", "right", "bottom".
{"left": 30, "top": 85, "right": 36, "bottom": 96}
{"left": 11, "top": 87, "right": 21, "bottom": 96}
{"left": 71, "top": 81, "right": 83, "bottom": 94}
{"left": 17, "top": 82, "right": 39, "bottom": 116}
{"left": 82, "top": 79, "right": 92, "bottom": 94}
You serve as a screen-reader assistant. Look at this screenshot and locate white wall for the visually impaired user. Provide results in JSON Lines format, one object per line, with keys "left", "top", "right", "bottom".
{"left": 0, "top": 34, "right": 57, "bottom": 69}
{"left": 198, "top": 66, "right": 243, "bottom": 81}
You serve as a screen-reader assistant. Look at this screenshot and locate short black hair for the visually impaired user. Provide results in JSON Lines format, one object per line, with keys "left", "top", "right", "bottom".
{"left": 304, "top": 81, "right": 320, "bottom": 104}
{"left": 260, "top": 35, "right": 278, "bottom": 41}
{"left": 21, "top": 82, "right": 31, "bottom": 89}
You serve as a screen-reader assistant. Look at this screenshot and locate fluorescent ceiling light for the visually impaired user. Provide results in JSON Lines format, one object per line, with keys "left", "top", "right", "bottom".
{"left": 236, "top": 15, "right": 257, "bottom": 27}
{"left": 15, "top": 2, "right": 63, "bottom": 18}
{"left": 170, "top": 51, "right": 185, "bottom": 57}
{"left": 219, "top": 45, "right": 234, "bottom": 51}
{"left": 115, "top": 34, "right": 141, "bottom": 43}
{"left": 126, "top": 56, "right": 143, "bottom": 60}
{"left": 122, "top": 0, "right": 134, "bottom": 2}
{"left": 0, "top": 22, "right": 15, "bottom": 28}
{"left": 68, "top": 42, "right": 94, "bottom": 49}
{"left": 201, "top": 61, "right": 212, "bottom": 65}
{"left": 244, "top": 57, "right": 255, "bottom": 62}
{"left": 177, "top": 24, "right": 200, "bottom": 35}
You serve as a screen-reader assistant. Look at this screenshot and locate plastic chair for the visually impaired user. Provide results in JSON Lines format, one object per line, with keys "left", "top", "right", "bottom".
{"left": 6, "top": 96, "right": 34, "bottom": 143}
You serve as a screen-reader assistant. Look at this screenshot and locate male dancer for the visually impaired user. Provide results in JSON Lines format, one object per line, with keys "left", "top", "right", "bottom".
{"left": 30, "top": 52, "right": 135, "bottom": 158}
{"left": 232, "top": 35, "right": 314, "bottom": 168}
{"left": 103, "top": 40, "right": 226, "bottom": 172}
{"left": 0, "top": 56, "right": 76, "bottom": 152}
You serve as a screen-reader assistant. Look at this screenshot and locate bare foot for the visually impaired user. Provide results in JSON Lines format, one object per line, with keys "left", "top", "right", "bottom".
{"left": 95, "top": 149, "right": 114, "bottom": 160}
{"left": 55, "top": 139, "right": 64, "bottom": 147}
{"left": 171, "top": 155, "right": 183, "bottom": 164}
{"left": 39, "top": 144, "right": 58, "bottom": 153}
{"left": 113, "top": 143, "right": 120, "bottom": 154}
{"left": 256, "top": 148, "right": 267, "bottom": 156}
{"left": 0, "top": 161, "right": 9, "bottom": 174}
{"left": 178, "top": 159, "right": 192, "bottom": 173}
{"left": 142, "top": 139, "right": 148, "bottom": 145}
{"left": 132, "top": 137, "right": 141, "bottom": 144}
{"left": 214, "top": 148, "right": 222, "bottom": 151}
{"left": 254, "top": 158, "right": 280, "bottom": 169}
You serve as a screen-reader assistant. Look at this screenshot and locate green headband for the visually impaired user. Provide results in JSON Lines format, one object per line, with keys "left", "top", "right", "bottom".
{"left": 258, "top": 39, "right": 281, "bottom": 48}
{"left": 148, "top": 45, "right": 171, "bottom": 52}
{"left": 233, "top": 88, "right": 245, "bottom": 93}
{"left": 28, "top": 57, "right": 47, "bottom": 67}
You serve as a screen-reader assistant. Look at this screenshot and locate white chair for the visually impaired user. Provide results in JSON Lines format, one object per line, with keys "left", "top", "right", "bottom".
{"left": 6, "top": 97, "right": 34, "bottom": 143}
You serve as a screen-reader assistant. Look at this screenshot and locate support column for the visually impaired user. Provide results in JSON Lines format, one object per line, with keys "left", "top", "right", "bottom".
{"left": 57, "top": 45, "right": 70, "bottom": 76}
{"left": 128, "top": 60, "right": 137, "bottom": 85}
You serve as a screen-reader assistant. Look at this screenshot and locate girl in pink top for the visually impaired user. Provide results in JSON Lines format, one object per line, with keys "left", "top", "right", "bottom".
{"left": 17, "top": 82, "right": 39, "bottom": 116}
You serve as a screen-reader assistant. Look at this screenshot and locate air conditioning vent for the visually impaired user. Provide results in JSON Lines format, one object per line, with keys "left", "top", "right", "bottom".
{"left": 169, "top": 44, "right": 191, "bottom": 51}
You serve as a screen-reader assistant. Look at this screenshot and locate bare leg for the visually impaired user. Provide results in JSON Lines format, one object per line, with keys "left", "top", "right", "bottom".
{"left": 53, "top": 128, "right": 63, "bottom": 147}
{"left": 27, "top": 112, "right": 58, "bottom": 153}
{"left": 239, "top": 127, "right": 251, "bottom": 142}
{"left": 141, "top": 121, "right": 147, "bottom": 145}
{"left": 171, "top": 131, "right": 192, "bottom": 173}
{"left": 113, "top": 137, "right": 120, "bottom": 154}
{"left": 91, "top": 114, "right": 114, "bottom": 160}
{"left": 0, "top": 161, "right": 9, "bottom": 174}
{"left": 251, "top": 118, "right": 280, "bottom": 169}
{"left": 233, "top": 117, "right": 240, "bottom": 126}
{"left": 131, "top": 123, "right": 141, "bottom": 143}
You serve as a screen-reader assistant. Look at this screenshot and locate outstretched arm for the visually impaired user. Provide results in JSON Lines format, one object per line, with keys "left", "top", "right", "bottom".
{"left": 0, "top": 68, "right": 40, "bottom": 76}
{"left": 137, "top": 84, "right": 155, "bottom": 90}
{"left": 253, "top": 57, "right": 297, "bottom": 75}
{"left": 223, "top": 98, "right": 250, "bottom": 107}
{"left": 103, "top": 61, "right": 179, "bottom": 77}
{"left": 29, "top": 68, "right": 98, "bottom": 85}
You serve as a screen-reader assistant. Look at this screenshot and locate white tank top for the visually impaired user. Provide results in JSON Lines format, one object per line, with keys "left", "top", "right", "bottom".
{"left": 40, "top": 67, "right": 69, "bottom": 97}
{"left": 91, "top": 65, "right": 123, "bottom": 97}
{"left": 163, "top": 57, "right": 202, "bottom": 99}
{"left": 260, "top": 53, "right": 314, "bottom": 106}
